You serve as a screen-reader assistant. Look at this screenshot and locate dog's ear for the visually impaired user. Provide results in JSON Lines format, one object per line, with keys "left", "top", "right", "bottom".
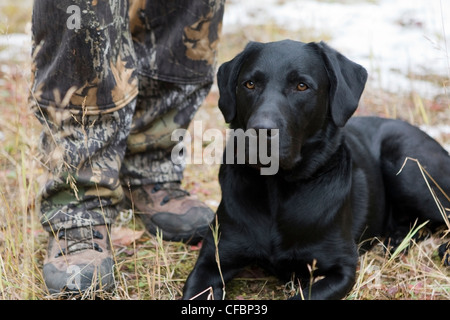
{"left": 217, "top": 42, "right": 263, "bottom": 123}
{"left": 311, "top": 41, "right": 368, "bottom": 127}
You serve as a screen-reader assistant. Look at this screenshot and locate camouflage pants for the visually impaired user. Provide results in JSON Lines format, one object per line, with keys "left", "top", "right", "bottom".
{"left": 30, "top": 0, "right": 225, "bottom": 231}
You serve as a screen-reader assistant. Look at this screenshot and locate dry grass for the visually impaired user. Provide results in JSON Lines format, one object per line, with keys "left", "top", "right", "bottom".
{"left": 1, "top": 1, "right": 450, "bottom": 300}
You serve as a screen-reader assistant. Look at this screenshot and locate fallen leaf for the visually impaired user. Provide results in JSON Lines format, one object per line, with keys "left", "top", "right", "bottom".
{"left": 111, "top": 226, "right": 144, "bottom": 247}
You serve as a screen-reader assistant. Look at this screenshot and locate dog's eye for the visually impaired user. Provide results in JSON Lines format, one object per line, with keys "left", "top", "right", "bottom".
{"left": 297, "top": 83, "right": 309, "bottom": 91}
{"left": 244, "top": 81, "right": 256, "bottom": 90}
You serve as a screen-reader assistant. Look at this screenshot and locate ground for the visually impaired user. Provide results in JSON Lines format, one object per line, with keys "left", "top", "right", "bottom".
{"left": 0, "top": 0, "right": 450, "bottom": 300}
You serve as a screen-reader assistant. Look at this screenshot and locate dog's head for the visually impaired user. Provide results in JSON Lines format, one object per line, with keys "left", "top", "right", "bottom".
{"left": 217, "top": 40, "right": 367, "bottom": 171}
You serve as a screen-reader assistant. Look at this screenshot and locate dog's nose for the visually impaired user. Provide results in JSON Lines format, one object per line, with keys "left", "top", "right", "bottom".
{"left": 247, "top": 119, "right": 279, "bottom": 139}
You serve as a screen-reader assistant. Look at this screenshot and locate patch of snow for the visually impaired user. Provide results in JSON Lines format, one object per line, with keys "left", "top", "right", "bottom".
{"left": 223, "top": 0, "right": 450, "bottom": 99}
{"left": 0, "top": 33, "right": 30, "bottom": 62}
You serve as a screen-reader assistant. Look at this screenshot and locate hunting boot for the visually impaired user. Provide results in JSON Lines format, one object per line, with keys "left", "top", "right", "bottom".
{"left": 43, "top": 225, "right": 115, "bottom": 295}
{"left": 125, "top": 182, "right": 214, "bottom": 244}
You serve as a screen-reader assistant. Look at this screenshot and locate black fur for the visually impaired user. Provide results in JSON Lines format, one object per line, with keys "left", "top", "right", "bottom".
{"left": 183, "top": 40, "right": 450, "bottom": 300}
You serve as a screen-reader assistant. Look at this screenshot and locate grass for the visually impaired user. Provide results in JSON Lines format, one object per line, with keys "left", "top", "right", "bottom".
{"left": 1, "top": 1, "right": 450, "bottom": 300}
{"left": 0, "top": 0, "right": 32, "bottom": 34}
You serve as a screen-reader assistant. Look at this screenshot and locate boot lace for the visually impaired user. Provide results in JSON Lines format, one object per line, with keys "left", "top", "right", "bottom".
{"left": 55, "top": 226, "right": 104, "bottom": 258}
{"left": 151, "top": 182, "right": 190, "bottom": 206}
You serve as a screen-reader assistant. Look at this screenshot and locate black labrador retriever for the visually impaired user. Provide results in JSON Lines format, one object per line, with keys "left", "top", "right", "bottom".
{"left": 182, "top": 40, "right": 450, "bottom": 300}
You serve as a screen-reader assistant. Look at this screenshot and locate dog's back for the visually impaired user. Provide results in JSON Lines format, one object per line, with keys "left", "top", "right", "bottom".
{"left": 345, "top": 116, "right": 450, "bottom": 242}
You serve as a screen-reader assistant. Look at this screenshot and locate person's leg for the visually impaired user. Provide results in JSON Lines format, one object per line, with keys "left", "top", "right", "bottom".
{"left": 121, "top": 79, "right": 214, "bottom": 244}
{"left": 30, "top": 0, "right": 137, "bottom": 294}
{"left": 124, "top": 0, "right": 225, "bottom": 244}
